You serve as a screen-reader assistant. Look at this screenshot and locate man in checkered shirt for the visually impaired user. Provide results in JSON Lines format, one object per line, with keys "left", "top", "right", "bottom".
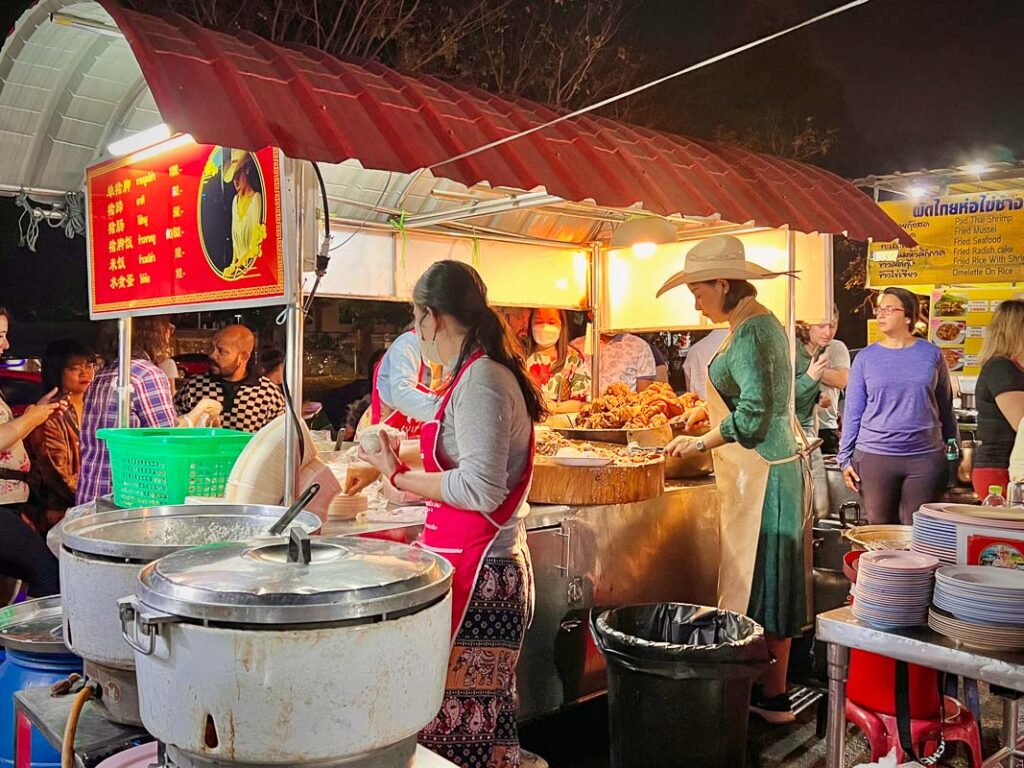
{"left": 175, "top": 325, "right": 286, "bottom": 433}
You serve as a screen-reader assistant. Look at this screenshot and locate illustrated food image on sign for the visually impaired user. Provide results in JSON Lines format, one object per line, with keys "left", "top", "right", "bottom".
{"left": 86, "top": 139, "right": 286, "bottom": 318}
{"left": 929, "top": 287, "right": 1024, "bottom": 375}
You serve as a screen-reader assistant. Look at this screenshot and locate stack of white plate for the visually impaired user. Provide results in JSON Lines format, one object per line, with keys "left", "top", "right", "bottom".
{"left": 913, "top": 503, "right": 1024, "bottom": 564}
{"left": 852, "top": 550, "right": 940, "bottom": 629}
{"left": 933, "top": 565, "right": 1024, "bottom": 626}
{"left": 928, "top": 607, "right": 1024, "bottom": 651}
{"left": 912, "top": 506, "right": 958, "bottom": 563}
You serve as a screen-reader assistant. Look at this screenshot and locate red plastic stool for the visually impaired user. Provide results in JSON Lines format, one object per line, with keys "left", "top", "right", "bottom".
{"left": 845, "top": 695, "right": 983, "bottom": 766}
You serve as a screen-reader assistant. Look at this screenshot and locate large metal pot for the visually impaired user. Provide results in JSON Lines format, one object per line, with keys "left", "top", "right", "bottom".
{"left": 120, "top": 532, "right": 452, "bottom": 767}
{"left": 958, "top": 439, "right": 975, "bottom": 486}
{"left": 59, "top": 504, "right": 321, "bottom": 724}
{"left": 824, "top": 460, "right": 860, "bottom": 518}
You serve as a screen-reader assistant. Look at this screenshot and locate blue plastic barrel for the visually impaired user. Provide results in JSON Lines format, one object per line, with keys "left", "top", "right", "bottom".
{"left": 0, "top": 597, "right": 81, "bottom": 768}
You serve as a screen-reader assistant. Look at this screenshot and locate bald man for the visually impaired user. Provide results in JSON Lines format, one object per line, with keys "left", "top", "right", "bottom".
{"left": 174, "top": 324, "right": 286, "bottom": 433}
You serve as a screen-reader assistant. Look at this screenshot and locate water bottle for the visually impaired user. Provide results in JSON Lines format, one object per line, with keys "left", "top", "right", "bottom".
{"left": 982, "top": 485, "right": 1006, "bottom": 507}
{"left": 945, "top": 439, "right": 961, "bottom": 489}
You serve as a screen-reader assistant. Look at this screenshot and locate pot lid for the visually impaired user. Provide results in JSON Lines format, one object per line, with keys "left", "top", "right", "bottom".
{"left": 61, "top": 505, "right": 322, "bottom": 561}
{"left": 137, "top": 535, "right": 453, "bottom": 624}
{"left": 0, "top": 596, "right": 69, "bottom": 654}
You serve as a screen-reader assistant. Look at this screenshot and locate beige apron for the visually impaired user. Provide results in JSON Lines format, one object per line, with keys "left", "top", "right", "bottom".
{"left": 708, "top": 300, "right": 813, "bottom": 619}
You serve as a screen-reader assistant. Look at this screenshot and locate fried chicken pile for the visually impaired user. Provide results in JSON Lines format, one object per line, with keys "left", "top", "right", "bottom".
{"left": 576, "top": 382, "right": 708, "bottom": 430}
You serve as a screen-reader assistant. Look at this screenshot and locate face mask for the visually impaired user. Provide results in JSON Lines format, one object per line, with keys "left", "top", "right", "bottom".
{"left": 417, "top": 316, "right": 445, "bottom": 367}
{"left": 532, "top": 324, "right": 561, "bottom": 348}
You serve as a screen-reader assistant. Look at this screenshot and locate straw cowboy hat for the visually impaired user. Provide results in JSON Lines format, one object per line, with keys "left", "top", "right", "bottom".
{"left": 222, "top": 148, "right": 252, "bottom": 183}
{"left": 656, "top": 235, "right": 794, "bottom": 297}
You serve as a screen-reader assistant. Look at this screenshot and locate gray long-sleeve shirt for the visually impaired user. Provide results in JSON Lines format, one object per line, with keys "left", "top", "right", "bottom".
{"left": 437, "top": 358, "right": 534, "bottom": 553}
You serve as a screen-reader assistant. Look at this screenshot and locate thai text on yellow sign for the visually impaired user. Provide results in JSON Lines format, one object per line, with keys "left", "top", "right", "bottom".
{"left": 867, "top": 191, "right": 1024, "bottom": 286}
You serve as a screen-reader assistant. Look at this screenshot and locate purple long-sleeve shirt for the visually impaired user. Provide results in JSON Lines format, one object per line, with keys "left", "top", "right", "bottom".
{"left": 837, "top": 340, "right": 957, "bottom": 469}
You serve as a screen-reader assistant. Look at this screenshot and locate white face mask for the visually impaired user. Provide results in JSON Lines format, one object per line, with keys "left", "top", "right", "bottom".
{"left": 417, "top": 314, "right": 445, "bottom": 367}
{"left": 532, "top": 323, "right": 561, "bottom": 348}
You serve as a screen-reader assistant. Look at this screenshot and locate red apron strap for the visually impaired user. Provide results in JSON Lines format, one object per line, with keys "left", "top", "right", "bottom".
{"left": 432, "top": 351, "right": 484, "bottom": 421}
{"left": 369, "top": 358, "right": 385, "bottom": 424}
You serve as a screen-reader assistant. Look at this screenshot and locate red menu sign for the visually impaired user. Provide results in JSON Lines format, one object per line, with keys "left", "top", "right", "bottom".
{"left": 86, "top": 139, "right": 287, "bottom": 318}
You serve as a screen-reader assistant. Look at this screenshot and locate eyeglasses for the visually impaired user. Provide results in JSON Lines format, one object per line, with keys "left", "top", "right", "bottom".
{"left": 65, "top": 361, "right": 97, "bottom": 374}
{"left": 873, "top": 306, "right": 906, "bottom": 318}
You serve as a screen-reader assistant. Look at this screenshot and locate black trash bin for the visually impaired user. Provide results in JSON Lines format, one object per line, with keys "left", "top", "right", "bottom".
{"left": 592, "top": 602, "right": 771, "bottom": 768}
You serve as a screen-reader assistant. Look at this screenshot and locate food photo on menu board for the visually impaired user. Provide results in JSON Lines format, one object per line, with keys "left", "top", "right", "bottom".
{"left": 929, "top": 287, "right": 1024, "bottom": 375}
{"left": 86, "top": 140, "right": 285, "bottom": 318}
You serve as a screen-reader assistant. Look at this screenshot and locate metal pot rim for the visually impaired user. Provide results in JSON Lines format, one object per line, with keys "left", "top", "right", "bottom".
{"left": 0, "top": 596, "right": 70, "bottom": 654}
{"left": 60, "top": 505, "right": 322, "bottom": 561}
{"left": 134, "top": 536, "right": 454, "bottom": 624}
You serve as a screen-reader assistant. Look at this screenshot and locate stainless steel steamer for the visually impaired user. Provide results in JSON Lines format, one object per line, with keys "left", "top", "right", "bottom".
{"left": 121, "top": 531, "right": 453, "bottom": 768}
{"left": 59, "top": 504, "right": 321, "bottom": 724}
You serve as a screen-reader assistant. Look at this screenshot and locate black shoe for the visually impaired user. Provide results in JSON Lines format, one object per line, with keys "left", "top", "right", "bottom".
{"left": 750, "top": 690, "right": 796, "bottom": 725}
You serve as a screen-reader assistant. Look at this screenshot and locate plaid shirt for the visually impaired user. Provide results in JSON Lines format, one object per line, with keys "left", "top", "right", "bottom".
{"left": 77, "top": 359, "right": 177, "bottom": 504}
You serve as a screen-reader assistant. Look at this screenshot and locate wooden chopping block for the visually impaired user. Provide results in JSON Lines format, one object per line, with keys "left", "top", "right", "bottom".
{"left": 528, "top": 456, "right": 665, "bottom": 505}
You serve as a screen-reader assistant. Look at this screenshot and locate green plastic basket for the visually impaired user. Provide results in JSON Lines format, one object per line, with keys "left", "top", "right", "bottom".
{"left": 97, "top": 428, "right": 254, "bottom": 508}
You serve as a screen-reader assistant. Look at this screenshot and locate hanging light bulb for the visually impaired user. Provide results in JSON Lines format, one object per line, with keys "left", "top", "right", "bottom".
{"left": 611, "top": 216, "right": 677, "bottom": 258}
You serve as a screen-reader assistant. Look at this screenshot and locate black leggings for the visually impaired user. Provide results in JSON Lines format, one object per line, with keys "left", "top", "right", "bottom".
{"left": 0, "top": 506, "right": 59, "bottom": 597}
{"left": 853, "top": 449, "right": 949, "bottom": 525}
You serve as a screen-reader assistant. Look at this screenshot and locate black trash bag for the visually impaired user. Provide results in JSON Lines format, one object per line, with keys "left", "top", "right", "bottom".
{"left": 591, "top": 602, "right": 771, "bottom": 680}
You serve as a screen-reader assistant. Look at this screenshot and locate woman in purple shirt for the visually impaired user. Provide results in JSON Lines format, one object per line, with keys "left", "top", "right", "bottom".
{"left": 839, "top": 288, "right": 957, "bottom": 524}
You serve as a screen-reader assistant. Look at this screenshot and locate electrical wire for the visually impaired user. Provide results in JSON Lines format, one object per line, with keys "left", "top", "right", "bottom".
{"left": 61, "top": 683, "right": 97, "bottom": 768}
{"left": 427, "top": 0, "right": 871, "bottom": 173}
{"left": 302, "top": 162, "right": 333, "bottom": 316}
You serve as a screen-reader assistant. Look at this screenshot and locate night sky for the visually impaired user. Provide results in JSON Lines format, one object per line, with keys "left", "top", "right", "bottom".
{"left": 628, "top": 0, "right": 1024, "bottom": 177}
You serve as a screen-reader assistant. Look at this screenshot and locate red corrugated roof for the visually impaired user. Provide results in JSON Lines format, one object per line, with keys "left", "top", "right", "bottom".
{"left": 99, "top": 1, "right": 912, "bottom": 244}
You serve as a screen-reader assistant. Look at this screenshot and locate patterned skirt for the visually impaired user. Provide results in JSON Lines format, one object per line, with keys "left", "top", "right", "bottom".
{"left": 419, "top": 554, "right": 529, "bottom": 768}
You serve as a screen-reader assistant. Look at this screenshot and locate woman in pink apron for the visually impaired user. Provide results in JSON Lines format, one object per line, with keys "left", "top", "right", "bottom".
{"left": 660, "top": 236, "right": 810, "bottom": 725}
{"left": 359, "top": 261, "right": 545, "bottom": 768}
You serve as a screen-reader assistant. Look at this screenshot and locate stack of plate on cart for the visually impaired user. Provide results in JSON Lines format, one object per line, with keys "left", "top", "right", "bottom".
{"left": 912, "top": 503, "right": 1024, "bottom": 564}
{"left": 852, "top": 550, "right": 940, "bottom": 629}
{"left": 911, "top": 503, "right": 958, "bottom": 563}
{"left": 930, "top": 565, "right": 1024, "bottom": 650}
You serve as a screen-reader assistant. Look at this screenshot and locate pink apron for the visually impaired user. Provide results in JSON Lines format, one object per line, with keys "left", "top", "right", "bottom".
{"left": 369, "top": 357, "right": 431, "bottom": 437}
{"left": 417, "top": 352, "right": 535, "bottom": 641}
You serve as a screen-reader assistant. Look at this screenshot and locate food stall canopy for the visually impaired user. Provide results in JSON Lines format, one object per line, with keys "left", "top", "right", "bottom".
{"left": 0, "top": 0, "right": 911, "bottom": 249}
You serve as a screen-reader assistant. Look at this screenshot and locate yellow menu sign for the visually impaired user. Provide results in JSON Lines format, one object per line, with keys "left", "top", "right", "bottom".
{"left": 929, "top": 287, "right": 1024, "bottom": 375}
{"left": 868, "top": 191, "right": 1024, "bottom": 286}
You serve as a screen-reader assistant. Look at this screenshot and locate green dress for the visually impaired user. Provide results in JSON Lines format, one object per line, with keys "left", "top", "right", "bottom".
{"left": 794, "top": 345, "right": 823, "bottom": 432}
{"left": 710, "top": 313, "right": 806, "bottom": 637}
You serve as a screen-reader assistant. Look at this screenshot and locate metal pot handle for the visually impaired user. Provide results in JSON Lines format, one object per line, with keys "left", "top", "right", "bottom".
{"left": 839, "top": 501, "right": 861, "bottom": 528}
{"left": 118, "top": 597, "right": 180, "bottom": 656}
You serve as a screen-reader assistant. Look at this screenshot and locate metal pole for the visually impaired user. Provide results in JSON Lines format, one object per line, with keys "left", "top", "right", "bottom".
{"left": 283, "top": 161, "right": 308, "bottom": 505}
{"left": 824, "top": 642, "right": 849, "bottom": 768}
{"left": 116, "top": 318, "right": 132, "bottom": 427}
{"left": 787, "top": 230, "right": 797, "bottom": 416}
{"left": 589, "top": 242, "right": 603, "bottom": 400}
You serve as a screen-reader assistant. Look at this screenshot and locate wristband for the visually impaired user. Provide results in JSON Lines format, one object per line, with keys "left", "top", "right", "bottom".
{"left": 389, "top": 462, "right": 411, "bottom": 487}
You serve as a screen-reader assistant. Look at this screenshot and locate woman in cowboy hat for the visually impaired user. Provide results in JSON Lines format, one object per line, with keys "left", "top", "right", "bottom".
{"left": 660, "top": 234, "right": 808, "bottom": 724}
